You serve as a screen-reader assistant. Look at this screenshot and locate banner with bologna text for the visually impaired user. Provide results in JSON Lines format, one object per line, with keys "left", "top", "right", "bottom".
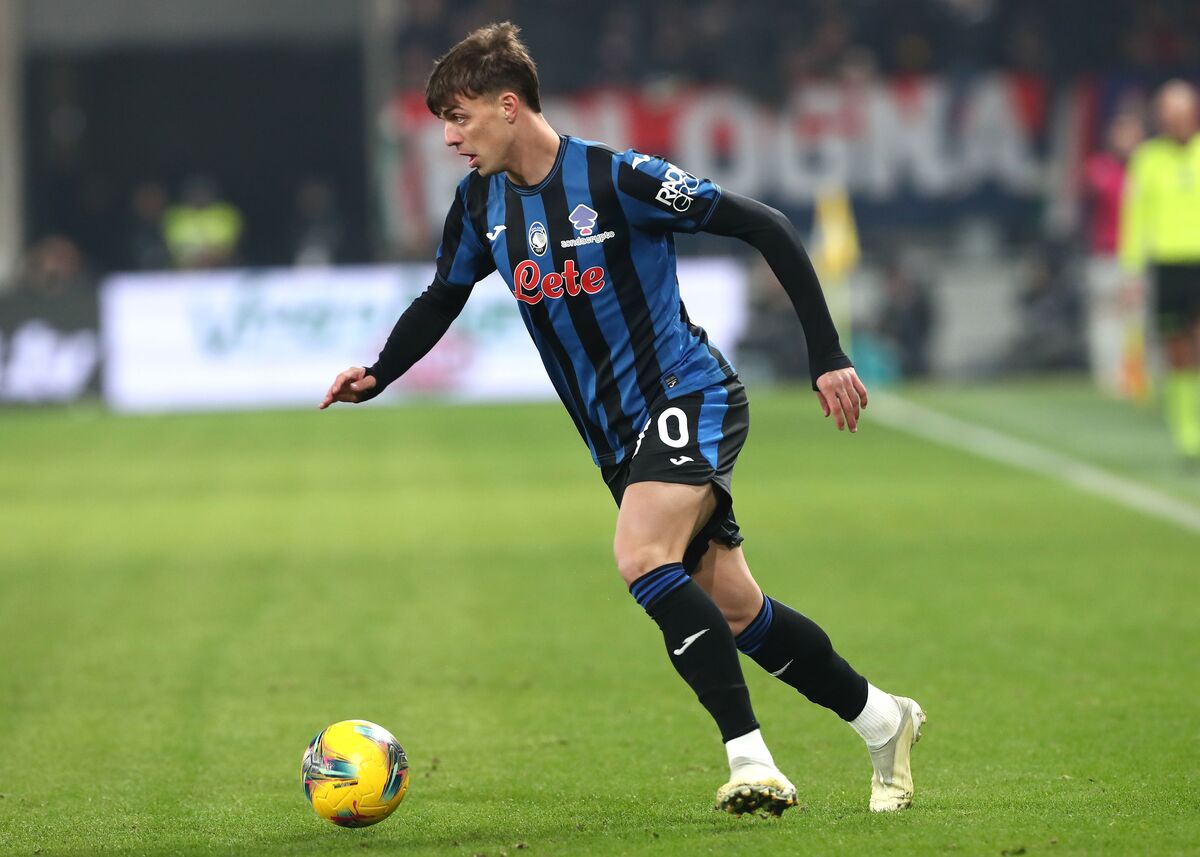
{"left": 378, "top": 75, "right": 1057, "bottom": 251}
{"left": 100, "top": 261, "right": 747, "bottom": 413}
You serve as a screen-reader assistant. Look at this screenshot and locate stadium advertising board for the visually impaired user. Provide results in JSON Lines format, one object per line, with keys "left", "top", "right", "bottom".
{"left": 101, "top": 260, "right": 746, "bottom": 412}
{"left": 0, "top": 290, "right": 101, "bottom": 404}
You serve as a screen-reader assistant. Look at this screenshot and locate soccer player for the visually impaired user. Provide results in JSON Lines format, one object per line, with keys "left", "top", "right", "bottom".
{"left": 1119, "top": 80, "right": 1200, "bottom": 465}
{"left": 321, "top": 23, "right": 924, "bottom": 816}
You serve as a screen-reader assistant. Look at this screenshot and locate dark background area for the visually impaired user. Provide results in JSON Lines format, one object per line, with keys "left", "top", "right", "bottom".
{"left": 22, "top": 43, "right": 368, "bottom": 270}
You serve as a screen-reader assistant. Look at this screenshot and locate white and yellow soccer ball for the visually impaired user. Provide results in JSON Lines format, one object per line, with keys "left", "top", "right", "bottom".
{"left": 302, "top": 719, "right": 409, "bottom": 827}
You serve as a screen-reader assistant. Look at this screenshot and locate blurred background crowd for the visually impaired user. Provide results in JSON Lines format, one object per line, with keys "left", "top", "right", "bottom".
{"left": 0, "top": 0, "right": 1198, "bottom": 399}
{"left": 394, "top": 0, "right": 1200, "bottom": 93}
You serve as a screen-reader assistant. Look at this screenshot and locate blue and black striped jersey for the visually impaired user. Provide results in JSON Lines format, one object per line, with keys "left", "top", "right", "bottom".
{"left": 435, "top": 135, "right": 736, "bottom": 467}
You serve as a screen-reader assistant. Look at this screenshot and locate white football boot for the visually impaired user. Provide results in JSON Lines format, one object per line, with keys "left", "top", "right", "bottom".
{"left": 867, "top": 695, "right": 926, "bottom": 812}
{"left": 715, "top": 759, "right": 798, "bottom": 817}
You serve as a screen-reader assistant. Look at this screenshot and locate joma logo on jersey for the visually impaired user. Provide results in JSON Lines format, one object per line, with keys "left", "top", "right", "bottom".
{"left": 655, "top": 164, "right": 701, "bottom": 212}
{"left": 513, "top": 259, "right": 605, "bottom": 305}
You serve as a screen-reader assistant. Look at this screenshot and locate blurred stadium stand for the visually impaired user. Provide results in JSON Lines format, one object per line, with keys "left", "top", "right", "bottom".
{"left": 0, "top": 0, "right": 1198, "bottom": 404}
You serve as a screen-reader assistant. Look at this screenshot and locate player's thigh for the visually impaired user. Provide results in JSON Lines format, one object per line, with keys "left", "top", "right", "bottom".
{"left": 692, "top": 543, "right": 764, "bottom": 636}
{"left": 1155, "top": 266, "right": 1200, "bottom": 367}
{"left": 612, "top": 480, "right": 717, "bottom": 584}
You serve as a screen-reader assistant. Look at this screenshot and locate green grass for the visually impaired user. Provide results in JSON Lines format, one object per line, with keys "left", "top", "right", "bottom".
{"left": 1, "top": 382, "right": 1197, "bottom": 856}
{"left": 902, "top": 377, "right": 1200, "bottom": 504}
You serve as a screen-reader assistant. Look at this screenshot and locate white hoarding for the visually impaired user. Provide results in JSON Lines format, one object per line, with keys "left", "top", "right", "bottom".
{"left": 101, "top": 260, "right": 746, "bottom": 412}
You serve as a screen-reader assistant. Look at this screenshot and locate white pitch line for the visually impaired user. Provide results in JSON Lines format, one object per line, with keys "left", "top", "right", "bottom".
{"left": 870, "top": 393, "right": 1200, "bottom": 535}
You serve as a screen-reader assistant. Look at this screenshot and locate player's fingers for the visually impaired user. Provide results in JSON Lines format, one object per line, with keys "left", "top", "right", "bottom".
{"left": 847, "top": 384, "right": 863, "bottom": 418}
{"left": 320, "top": 371, "right": 356, "bottom": 409}
{"left": 348, "top": 375, "right": 376, "bottom": 393}
{"left": 828, "top": 392, "right": 846, "bottom": 430}
{"left": 815, "top": 390, "right": 831, "bottom": 418}
{"left": 838, "top": 387, "right": 858, "bottom": 432}
{"left": 854, "top": 376, "right": 869, "bottom": 409}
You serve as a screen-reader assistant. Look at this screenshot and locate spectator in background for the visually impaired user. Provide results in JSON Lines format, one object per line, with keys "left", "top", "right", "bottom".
{"left": 1082, "top": 109, "right": 1145, "bottom": 398}
{"left": 1086, "top": 111, "right": 1144, "bottom": 256}
{"left": 128, "top": 181, "right": 172, "bottom": 271}
{"left": 16, "top": 235, "right": 91, "bottom": 297}
{"left": 290, "top": 178, "right": 347, "bottom": 267}
{"left": 875, "top": 252, "right": 936, "bottom": 379}
{"left": 1119, "top": 80, "right": 1200, "bottom": 466}
{"left": 163, "top": 174, "right": 243, "bottom": 269}
{"left": 1010, "top": 240, "right": 1086, "bottom": 373}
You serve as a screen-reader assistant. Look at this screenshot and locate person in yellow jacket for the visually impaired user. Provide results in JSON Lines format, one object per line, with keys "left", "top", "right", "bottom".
{"left": 1119, "top": 80, "right": 1200, "bottom": 464}
{"left": 163, "top": 175, "right": 243, "bottom": 269}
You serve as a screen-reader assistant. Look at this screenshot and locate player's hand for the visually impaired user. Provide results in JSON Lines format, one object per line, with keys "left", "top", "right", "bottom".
{"left": 814, "top": 368, "right": 868, "bottom": 433}
{"left": 319, "top": 366, "right": 377, "bottom": 409}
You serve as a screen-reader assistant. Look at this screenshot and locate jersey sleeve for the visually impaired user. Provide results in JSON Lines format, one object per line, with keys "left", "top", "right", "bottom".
{"left": 435, "top": 180, "right": 496, "bottom": 287}
{"left": 613, "top": 149, "right": 723, "bottom": 233}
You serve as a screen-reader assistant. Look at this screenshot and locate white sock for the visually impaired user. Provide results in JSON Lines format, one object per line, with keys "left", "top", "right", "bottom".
{"left": 850, "top": 684, "right": 902, "bottom": 749}
{"left": 725, "top": 728, "right": 775, "bottom": 771}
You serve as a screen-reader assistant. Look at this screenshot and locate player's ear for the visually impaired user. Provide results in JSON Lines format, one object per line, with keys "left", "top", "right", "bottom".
{"left": 499, "top": 91, "right": 519, "bottom": 123}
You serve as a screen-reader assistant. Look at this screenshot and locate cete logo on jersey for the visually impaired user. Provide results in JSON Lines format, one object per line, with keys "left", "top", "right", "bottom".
{"left": 512, "top": 259, "right": 605, "bottom": 305}
{"left": 528, "top": 221, "right": 548, "bottom": 256}
{"left": 568, "top": 204, "right": 598, "bottom": 236}
{"left": 655, "top": 163, "right": 701, "bottom": 212}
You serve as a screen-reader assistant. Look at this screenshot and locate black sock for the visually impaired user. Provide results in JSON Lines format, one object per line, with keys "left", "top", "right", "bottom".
{"left": 736, "top": 596, "right": 868, "bottom": 721}
{"left": 630, "top": 563, "right": 759, "bottom": 742}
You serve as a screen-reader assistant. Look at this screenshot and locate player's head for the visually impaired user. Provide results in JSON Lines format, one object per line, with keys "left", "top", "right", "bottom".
{"left": 1154, "top": 79, "right": 1198, "bottom": 141}
{"left": 426, "top": 22, "right": 542, "bottom": 176}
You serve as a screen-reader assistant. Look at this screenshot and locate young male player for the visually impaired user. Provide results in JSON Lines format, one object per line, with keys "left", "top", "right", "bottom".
{"left": 321, "top": 23, "right": 924, "bottom": 817}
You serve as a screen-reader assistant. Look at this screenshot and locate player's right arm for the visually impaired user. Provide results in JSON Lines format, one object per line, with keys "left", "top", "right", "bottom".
{"left": 319, "top": 182, "right": 496, "bottom": 409}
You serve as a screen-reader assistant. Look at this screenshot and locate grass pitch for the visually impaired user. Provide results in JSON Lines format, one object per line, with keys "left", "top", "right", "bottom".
{"left": 1, "top": 381, "right": 1197, "bottom": 856}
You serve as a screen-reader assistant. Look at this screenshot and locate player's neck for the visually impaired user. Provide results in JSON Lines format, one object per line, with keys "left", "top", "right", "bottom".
{"left": 504, "top": 117, "right": 562, "bottom": 188}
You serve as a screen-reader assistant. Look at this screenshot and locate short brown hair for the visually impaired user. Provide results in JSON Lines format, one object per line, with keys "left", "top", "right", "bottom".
{"left": 425, "top": 22, "right": 542, "bottom": 117}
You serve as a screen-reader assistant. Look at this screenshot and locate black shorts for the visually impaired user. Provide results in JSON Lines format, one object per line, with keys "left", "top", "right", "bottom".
{"left": 601, "top": 376, "right": 749, "bottom": 573}
{"left": 1154, "top": 264, "right": 1200, "bottom": 336}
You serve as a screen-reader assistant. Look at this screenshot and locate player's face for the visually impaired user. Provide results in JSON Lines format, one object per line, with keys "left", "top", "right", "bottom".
{"left": 442, "top": 93, "right": 514, "bottom": 177}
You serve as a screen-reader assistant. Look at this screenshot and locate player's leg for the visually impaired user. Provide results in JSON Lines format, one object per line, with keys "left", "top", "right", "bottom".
{"left": 1156, "top": 266, "right": 1200, "bottom": 463}
{"left": 614, "top": 480, "right": 796, "bottom": 817}
{"left": 694, "top": 543, "right": 926, "bottom": 812}
{"left": 693, "top": 543, "right": 886, "bottom": 729}
{"left": 1190, "top": 312, "right": 1200, "bottom": 465}
{"left": 1162, "top": 330, "right": 1200, "bottom": 462}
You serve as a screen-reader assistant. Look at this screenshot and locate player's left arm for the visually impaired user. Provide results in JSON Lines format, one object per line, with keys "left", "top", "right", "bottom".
{"left": 615, "top": 151, "right": 864, "bottom": 431}
{"left": 703, "top": 191, "right": 866, "bottom": 432}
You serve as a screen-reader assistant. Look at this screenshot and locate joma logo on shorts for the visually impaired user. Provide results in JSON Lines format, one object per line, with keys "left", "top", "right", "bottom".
{"left": 513, "top": 259, "right": 606, "bottom": 305}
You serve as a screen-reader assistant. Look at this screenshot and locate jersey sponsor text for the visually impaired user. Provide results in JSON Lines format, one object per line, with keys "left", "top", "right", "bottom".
{"left": 512, "top": 259, "right": 606, "bottom": 305}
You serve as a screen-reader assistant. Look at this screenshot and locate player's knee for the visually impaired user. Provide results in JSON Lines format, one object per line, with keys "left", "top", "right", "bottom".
{"left": 613, "top": 542, "right": 675, "bottom": 587}
{"left": 717, "top": 597, "right": 761, "bottom": 635}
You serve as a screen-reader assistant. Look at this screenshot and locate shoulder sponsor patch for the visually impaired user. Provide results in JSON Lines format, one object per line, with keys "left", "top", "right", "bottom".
{"left": 655, "top": 164, "right": 701, "bottom": 212}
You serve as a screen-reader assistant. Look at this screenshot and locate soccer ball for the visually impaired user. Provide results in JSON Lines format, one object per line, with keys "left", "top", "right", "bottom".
{"left": 302, "top": 719, "right": 409, "bottom": 827}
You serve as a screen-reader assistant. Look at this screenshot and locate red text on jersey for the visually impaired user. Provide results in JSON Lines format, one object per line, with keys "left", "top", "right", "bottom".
{"left": 513, "top": 259, "right": 605, "bottom": 305}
